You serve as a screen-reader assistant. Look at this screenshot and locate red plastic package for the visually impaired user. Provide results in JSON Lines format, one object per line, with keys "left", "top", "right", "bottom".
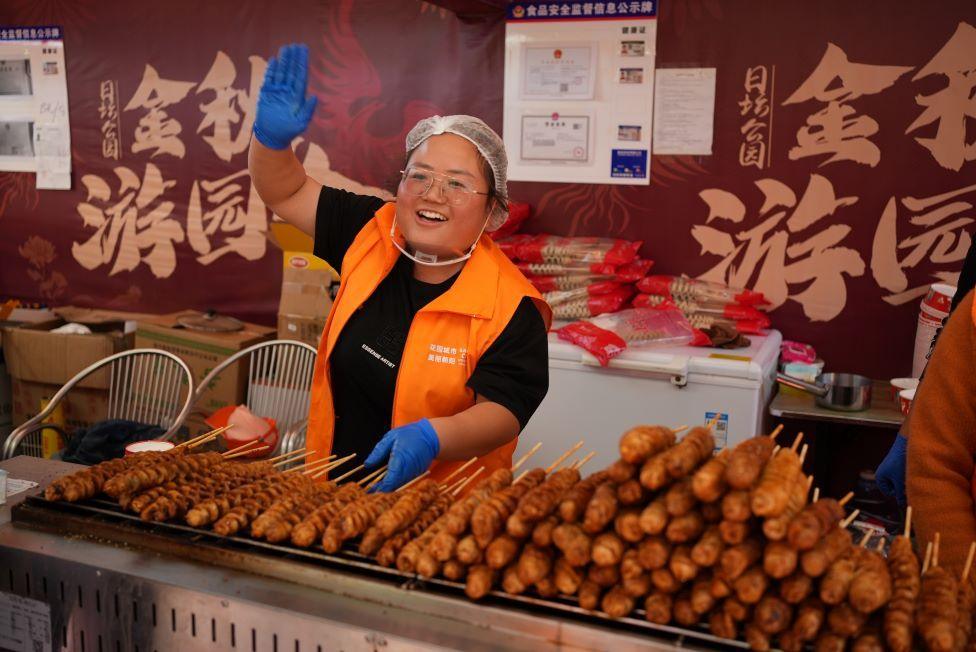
{"left": 489, "top": 201, "right": 532, "bottom": 240}
{"left": 516, "top": 260, "right": 619, "bottom": 277}
{"left": 632, "top": 293, "right": 771, "bottom": 329}
{"left": 636, "top": 275, "right": 769, "bottom": 306}
{"left": 525, "top": 273, "right": 618, "bottom": 293}
{"left": 514, "top": 235, "right": 642, "bottom": 266}
{"left": 496, "top": 234, "right": 535, "bottom": 261}
{"left": 552, "top": 286, "right": 634, "bottom": 320}
{"left": 544, "top": 281, "right": 625, "bottom": 306}
{"left": 556, "top": 308, "right": 695, "bottom": 366}
{"left": 614, "top": 258, "right": 654, "bottom": 283}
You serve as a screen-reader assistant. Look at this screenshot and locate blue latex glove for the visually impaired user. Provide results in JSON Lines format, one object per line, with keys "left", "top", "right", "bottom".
{"left": 364, "top": 419, "right": 441, "bottom": 493}
{"left": 875, "top": 434, "right": 907, "bottom": 505}
{"left": 253, "top": 43, "right": 318, "bottom": 150}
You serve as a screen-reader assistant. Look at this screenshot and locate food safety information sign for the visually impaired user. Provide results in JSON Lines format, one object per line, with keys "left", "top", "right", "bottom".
{"left": 0, "top": 591, "right": 52, "bottom": 652}
{"left": 504, "top": 2, "right": 657, "bottom": 185}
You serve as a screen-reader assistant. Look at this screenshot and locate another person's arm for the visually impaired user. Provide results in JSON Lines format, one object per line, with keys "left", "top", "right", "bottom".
{"left": 906, "top": 289, "right": 976, "bottom": 580}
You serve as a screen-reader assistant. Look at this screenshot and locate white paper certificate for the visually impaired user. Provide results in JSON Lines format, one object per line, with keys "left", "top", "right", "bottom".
{"left": 520, "top": 114, "right": 590, "bottom": 162}
{"left": 521, "top": 44, "right": 595, "bottom": 100}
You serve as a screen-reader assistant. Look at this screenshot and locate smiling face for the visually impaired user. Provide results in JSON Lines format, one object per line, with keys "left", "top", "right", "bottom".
{"left": 395, "top": 133, "right": 494, "bottom": 260}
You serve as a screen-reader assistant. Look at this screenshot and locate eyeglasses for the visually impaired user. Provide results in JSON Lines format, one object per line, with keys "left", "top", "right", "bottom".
{"left": 399, "top": 166, "right": 489, "bottom": 207}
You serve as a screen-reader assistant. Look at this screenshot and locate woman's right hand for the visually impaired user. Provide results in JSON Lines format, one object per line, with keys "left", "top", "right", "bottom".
{"left": 253, "top": 43, "right": 318, "bottom": 150}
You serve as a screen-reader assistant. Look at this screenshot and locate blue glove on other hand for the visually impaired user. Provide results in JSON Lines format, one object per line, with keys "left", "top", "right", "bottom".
{"left": 253, "top": 43, "right": 317, "bottom": 150}
{"left": 875, "top": 434, "right": 907, "bottom": 506}
{"left": 364, "top": 419, "right": 441, "bottom": 493}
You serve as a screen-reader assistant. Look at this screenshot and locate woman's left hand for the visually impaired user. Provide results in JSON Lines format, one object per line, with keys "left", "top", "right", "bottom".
{"left": 364, "top": 419, "right": 440, "bottom": 492}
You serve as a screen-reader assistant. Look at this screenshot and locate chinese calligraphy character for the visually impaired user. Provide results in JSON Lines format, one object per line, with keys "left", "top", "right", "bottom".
{"left": 99, "top": 80, "right": 121, "bottom": 160}
{"left": 186, "top": 169, "right": 268, "bottom": 264}
{"left": 691, "top": 174, "right": 863, "bottom": 321}
{"left": 196, "top": 51, "right": 266, "bottom": 162}
{"left": 739, "top": 65, "right": 772, "bottom": 169}
{"left": 124, "top": 65, "right": 195, "bottom": 158}
{"left": 871, "top": 182, "right": 975, "bottom": 304}
{"left": 72, "top": 164, "right": 184, "bottom": 278}
{"left": 906, "top": 22, "right": 976, "bottom": 171}
{"left": 783, "top": 43, "right": 912, "bottom": 167}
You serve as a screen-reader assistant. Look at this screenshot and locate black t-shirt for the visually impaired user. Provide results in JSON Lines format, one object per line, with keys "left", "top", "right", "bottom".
{"left": 312, "top": 186, "right": 549, "bottom": 464}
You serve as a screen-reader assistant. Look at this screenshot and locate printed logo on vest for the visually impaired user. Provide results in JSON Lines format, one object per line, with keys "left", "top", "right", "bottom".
{"left": 427, "top": 343, "right": 467, "bottom": 366}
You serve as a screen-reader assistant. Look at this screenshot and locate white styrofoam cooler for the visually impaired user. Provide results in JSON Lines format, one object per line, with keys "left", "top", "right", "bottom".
{"left": 518, "top": 329, "right": 782, "bottom": 471}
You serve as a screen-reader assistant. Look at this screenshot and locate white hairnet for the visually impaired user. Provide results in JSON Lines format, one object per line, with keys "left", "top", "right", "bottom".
{"left": 405, "top": 115, "right": 509, "bottom": 231}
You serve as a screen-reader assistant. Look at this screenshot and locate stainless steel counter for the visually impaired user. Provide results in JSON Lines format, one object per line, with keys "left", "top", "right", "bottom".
{"left": 0, "top": 457, "right": 737, "bottom": 652}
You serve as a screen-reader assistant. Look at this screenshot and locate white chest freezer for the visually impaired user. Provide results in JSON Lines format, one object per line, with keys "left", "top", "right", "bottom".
{"left": 518, "top": 329, "right": 782, "bottom": 471}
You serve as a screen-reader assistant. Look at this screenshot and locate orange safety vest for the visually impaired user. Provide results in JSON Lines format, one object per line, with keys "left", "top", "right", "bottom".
{"left": 306, "top": 202, "right": 552, "bottom": 483}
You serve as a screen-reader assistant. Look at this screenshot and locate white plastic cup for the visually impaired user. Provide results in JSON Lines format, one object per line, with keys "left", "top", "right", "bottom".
{"left": 912, "top": 283, "right": 956, "bottom": 377}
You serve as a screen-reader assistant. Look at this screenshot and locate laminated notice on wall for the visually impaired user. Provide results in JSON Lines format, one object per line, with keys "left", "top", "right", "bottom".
{"left": 505, "top": 2, "right": 658, "bottom": 185}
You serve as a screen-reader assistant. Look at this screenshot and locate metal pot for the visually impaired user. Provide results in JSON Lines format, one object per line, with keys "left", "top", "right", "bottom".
{"left": 776, "top": 372, "right": 873, "bottom": 412}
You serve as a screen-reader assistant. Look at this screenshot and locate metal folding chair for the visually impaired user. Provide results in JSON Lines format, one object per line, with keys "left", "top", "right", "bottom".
{"left": 192, "top": 340, "right": 317, "bottom": 456}
{"left": 2, "top": 348, "right": 195, "bottom": 459}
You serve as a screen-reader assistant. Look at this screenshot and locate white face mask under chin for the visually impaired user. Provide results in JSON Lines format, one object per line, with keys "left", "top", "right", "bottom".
{"left": 390, "top": 212, "right": 489, "bottom": 267}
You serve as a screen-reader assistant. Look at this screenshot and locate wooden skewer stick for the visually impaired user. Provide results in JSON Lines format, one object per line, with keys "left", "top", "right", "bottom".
{"left": 962, "top": 541, "right": 975, "bottom": 583}
{"left": 933, "top": 532, "right": 941, "bottom": 568}
{"left": 221, "top": 438, "right": 264, "bottom": 457}
{"left": 357, "top": 465, "right": 387, "bottom": 486}
{"left": 445, "top": 470, "right": 477, "bottom": 494}
{"left": 573, "top": 451, "right": 596, "bottom": 471}
{"left": 875, "top": 538, "right": 886, "bottom": 552}
{"left": 840, "top": 509, "right": 860, "bottom": 529}
{"left": 545, "top": 440, "right": 584, "bottom": 474}
{"left": 176, "top": 426, "right": 228, "bottom": 449}
{"left": 791, "top": 433, "right": 804, "bottom": 452}
{"left": 812, "top": 487, "right": 820, "bottom": 502}
{"left": 767, "top": 424, "right": 785, "bottom": 439}
{"left": 365, "top": 469, "right": 388, "bottom": 491}
{"left": 286, "top": 455, "right": 337, "bottom": 474}
{"left": 451, "top": 467, "right": 485, "bottom": 496}
{"left": 441, "top": 457, "right": 478, "bottom": 484}
{"left": 511, "top": 442, "right": 542, "bottom": 472}
{"left": 514, "top": 469, "right": 530, "bottom": 484}
{"left": 396, "top": 470, "right": 431, "bottom": 493}
{"left": 310, "top": 455, "right": 356, "bottom": 479}
{"left": 267, "top": 448, "right": 307, "bottom": 465}
{"left": 798, "top": 443, "right": 809, "bottom": 464}
{"left": 332, "top": 464, "right": 366, "bottom": 484}
{"left": 838, "top": 491, "right": 855, "bottom": 507}
{"left": 922, "top": 541, "right": 934, "bottom": 574}
{"left": 224, "top": 445, "right": 269, "bottom": 460}
{"left": 306, "top": 453, "right": 355, "bottom": 476}
{"left": 772, "top": 445, "right": 782, "bottom": 455}
{"left": 904, "top": 506, "right": 913, "bottom": 539}
{"left": 187, "top": 425, "right": 233, "bottom": 450}
{"left": 672, "top": 425, "right": 689, "bottom": 434}
{"left": 271, "top": 451, "right": 313, "bottom": 468}
{"left": 859, "top": 531, "right": 871, "bottom": 548}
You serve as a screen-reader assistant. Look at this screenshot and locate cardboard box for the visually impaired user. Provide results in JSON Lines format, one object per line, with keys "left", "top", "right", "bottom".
{"left": 277, "top": 251, "right": 332, "bottom": 348}
{"left": 11, "top": 377, "right": 107, "bottom": 431}
{"left": 135, "top": 311, "right": 275, "bottom": 417}
{"left": 3, "top": 314, "right": 134, "bottom": 391}
{"left": 2, "top": 308, "right": 137, "bottom": 430}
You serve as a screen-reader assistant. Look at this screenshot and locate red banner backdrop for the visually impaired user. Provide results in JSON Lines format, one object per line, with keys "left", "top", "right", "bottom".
{"left": 1, "top": 0, "right": 974, "bottom": 379}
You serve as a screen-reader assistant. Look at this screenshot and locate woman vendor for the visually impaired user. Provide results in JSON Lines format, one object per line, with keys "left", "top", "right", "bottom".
{"left": 248, "top": 44, "right": 551, "bottom": 492}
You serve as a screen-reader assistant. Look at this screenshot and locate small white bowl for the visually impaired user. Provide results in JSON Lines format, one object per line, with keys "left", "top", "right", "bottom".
{"left": 125, "top": 440, "right": 175, "bottom": 456}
